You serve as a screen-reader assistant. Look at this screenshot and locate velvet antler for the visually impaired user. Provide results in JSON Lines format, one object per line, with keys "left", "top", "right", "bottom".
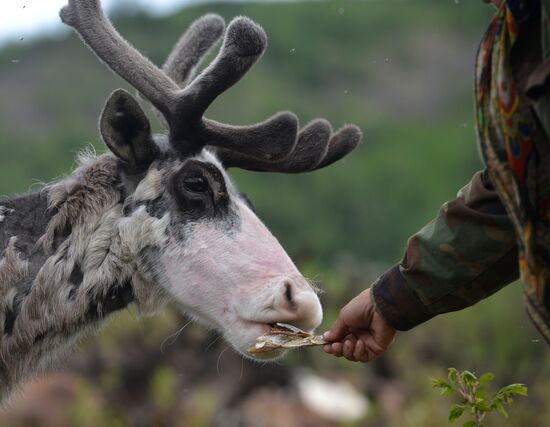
{"left": 60, "top": 0, "right": 361, "bottom": 170}
{"left": 161, "top": 14, "right": 362, "bottom": 172}
{"left": 163, "top": 14, "right": 226, "bottom": 88}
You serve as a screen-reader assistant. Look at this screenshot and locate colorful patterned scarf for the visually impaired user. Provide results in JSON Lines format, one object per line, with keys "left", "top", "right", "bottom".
{"left": 475, "top": 0, "right": 550, "bottom": 342}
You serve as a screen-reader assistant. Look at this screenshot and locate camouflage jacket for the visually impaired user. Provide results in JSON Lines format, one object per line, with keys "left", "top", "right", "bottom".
{"left": 372, "top": 0, "right": 550, "bottom": 343}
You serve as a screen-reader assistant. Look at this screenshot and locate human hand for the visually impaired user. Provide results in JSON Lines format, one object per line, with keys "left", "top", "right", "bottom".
{"left": 323, "top": 288, "right": 396, "bottom": 363}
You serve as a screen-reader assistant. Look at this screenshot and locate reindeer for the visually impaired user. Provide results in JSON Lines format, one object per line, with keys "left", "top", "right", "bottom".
{"left": 0, "top": 0, "right": 361, "bottom": 398}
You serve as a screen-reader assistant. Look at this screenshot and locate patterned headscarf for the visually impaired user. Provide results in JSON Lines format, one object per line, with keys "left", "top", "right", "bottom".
{"left": 475, "top": 0, "right": 550, "bottom": 341}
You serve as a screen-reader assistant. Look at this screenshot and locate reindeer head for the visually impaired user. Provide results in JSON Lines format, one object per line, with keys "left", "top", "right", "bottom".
{"left": 60, "top": 1, "right": 361, "bottom": 360}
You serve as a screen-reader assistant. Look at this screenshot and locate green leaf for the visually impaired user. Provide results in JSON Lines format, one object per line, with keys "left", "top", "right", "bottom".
{"left": 497, "top": 384, "right": 528, "bottom": 397}
{"left": 492, "top": 401, "right": 509, "bottom": 418}
{"left": 478, "top": 372, "right": 494, "bottom": 387}
{"left": 431, "top": 378, "right": 455, "bottom": 395}
{"left": 461, "top": 370, "right": 477, "bottom": 387}
{"left": 462, "top": 421, "right": 476, "bottom": 427}
{"left": 475, "top": 389, "right": 487, "bottom": 399}
{"left": 440, "top": 387, "right": 455, "bottom": 396}
{"left": 448, "top": 368, "right": 459, "bottom": 385}
{"left": 448, "top": 404, "right": 466, "bottom": 423}
{"left": 431, "top": 378, "right": 452, "bottom": 389}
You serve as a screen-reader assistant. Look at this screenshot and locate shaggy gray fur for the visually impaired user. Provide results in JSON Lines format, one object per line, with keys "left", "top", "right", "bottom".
{"left": 0, "top": 153, "right": 170, "bottom": 399}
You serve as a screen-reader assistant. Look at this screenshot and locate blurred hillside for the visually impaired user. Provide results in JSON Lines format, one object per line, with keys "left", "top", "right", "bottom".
{"left": 0, "top": 1, "right": 548, "bottom": 427}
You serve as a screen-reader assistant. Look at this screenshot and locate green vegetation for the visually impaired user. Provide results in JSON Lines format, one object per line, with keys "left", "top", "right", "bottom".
{"left": 432, "top": 368, "right": 528, "bottom": 426}
{"left": 0, "top": 1, "right": 547, "bottom": 426}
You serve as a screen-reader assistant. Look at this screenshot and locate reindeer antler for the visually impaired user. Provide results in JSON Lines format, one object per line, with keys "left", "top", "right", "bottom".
{"left": 161, "top": 14, "right": 362, "bottom": 172}
{"left": 60, "top": 0, "right": 361, "bottom": 170}
{"left": 162, "top": 14, "right": 226, "bottom": 88}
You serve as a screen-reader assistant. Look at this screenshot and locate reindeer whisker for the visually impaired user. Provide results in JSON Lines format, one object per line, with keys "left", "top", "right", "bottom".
{"left": 216, "top": 345, "right": 231, "bottom": 377}
{"left": 304, "top": 276, "right": 324, "bottom": 295}
{"left": 160, "top": 319, "right": 193, "bottom": 354}
{"left": 203, "top": 334, "right": 222, "bottom": 353}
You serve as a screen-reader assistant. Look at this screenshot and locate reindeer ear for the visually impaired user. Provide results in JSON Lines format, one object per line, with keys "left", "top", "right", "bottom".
{"left": 100, "top": 89, "right": 159, "bottom": 171}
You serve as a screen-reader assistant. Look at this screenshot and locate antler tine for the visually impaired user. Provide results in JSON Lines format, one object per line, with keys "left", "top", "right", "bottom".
{"left": 142, "top": 14, "right": 225, "bottom": 128}
{"left": 177, "top": 16, "right": 268, "bottom": 123}
{"left": 314, "top": 125, "right": 362, "bottom": 169}
{"left": 217, "top": 123, "right": 362, "bottom": 172}
{"left": 201, "top": 113, "right": 299, "bottom": 161}
{"left": 163, "top": 14, "right": 226, "bottom": 88}
{"left": 60, "top": 0, "right": 179, "bottom": 119}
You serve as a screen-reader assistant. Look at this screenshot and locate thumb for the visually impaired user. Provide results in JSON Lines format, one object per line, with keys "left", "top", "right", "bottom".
{"left": 323, "top": 316, "right": 349, "bottom": 342}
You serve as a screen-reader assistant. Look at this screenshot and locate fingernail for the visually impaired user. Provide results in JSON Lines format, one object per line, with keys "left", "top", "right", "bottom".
{"left": 323, "top": 331, "right": 333, "bottom": 340}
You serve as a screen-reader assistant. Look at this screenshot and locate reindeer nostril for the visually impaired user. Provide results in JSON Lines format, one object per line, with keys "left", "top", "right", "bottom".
{"left": 272, "top": 278, "right": 323, "bottom": 331}
{"left": 284, "top": 281, "right": 294, "bottom": 306}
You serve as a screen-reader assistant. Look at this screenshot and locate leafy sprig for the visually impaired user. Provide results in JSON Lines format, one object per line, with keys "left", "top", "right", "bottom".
{"left": 431, "top": 368, "right": 527, "bottom": 427}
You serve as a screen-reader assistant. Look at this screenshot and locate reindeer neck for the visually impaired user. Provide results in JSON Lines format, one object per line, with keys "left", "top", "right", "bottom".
{"left": 0, "top": 153, "right": 167, "bottom": 397}
{"left": 0, "top": 192, "right": 55, "bottom": 293}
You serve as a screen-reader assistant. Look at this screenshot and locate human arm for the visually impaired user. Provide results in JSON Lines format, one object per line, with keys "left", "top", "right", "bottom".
{"left": 324, "top": 170, "right": 519, "bottom": 362}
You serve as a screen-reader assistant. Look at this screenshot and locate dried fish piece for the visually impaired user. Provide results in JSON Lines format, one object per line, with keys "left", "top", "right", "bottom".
{"left": 248, "top": 323, "right": 326, "bottom": 354}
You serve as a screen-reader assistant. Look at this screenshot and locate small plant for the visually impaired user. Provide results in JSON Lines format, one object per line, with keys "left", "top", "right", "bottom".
{"left": 431, "top": 368, "right": 528, "bottom": 427}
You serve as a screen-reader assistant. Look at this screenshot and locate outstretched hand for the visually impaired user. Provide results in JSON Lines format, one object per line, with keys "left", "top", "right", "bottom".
{"left": 323, "top": 288, "right": 396, "bottom": 363}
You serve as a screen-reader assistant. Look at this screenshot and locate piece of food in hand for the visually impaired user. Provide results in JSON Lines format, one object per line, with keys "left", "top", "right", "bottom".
{"left": 248, "top": 323, "right": 326, "bottom": 354}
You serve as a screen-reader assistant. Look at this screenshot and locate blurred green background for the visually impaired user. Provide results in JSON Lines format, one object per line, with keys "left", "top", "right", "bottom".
{"left": 0, "top": 0, "right": 548, "bottom": 426}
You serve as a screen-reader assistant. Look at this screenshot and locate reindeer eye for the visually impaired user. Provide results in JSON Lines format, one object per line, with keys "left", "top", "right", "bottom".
{"left": 183, "top": 174, "right": 209, "bottom": 193}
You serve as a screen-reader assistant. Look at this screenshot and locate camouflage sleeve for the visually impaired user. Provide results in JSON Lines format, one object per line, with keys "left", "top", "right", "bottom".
{"left": 371, "top": 170, "right": 519, "bottom": 331}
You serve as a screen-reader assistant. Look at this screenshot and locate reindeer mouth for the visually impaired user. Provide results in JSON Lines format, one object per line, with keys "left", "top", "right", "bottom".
{"left": 243, "top": 323, "right": 325, "bottom": 360}
{"left": 225, "top": 320, "right": 284, "bottom": 360}
{"left": 248, "top": 348, "right": 287, "bottom": 360}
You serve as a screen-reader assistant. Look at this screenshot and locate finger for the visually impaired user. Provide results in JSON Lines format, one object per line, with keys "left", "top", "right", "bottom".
{"left": 324, "top": 317, "right": 349, "bottom": 342}
{"left": 342, "top": 339, "right": 356, "bottom": 361}
{"left": 356, "top": 352, "right": 369, "bottom": 363}
{"left": 353, "top": 340, "right": 369, "bottom": 363}
{"left": 330, "top": 342, "right": 343, "bottom": 357}
{"left": 344, "top": 333, "right": 358, "bottom": 344}
{"left": 323, "top": 344, "right": 332, "bottom": 354}
{"left": 345, "top": 332, "right": 357, "bottom": 339}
